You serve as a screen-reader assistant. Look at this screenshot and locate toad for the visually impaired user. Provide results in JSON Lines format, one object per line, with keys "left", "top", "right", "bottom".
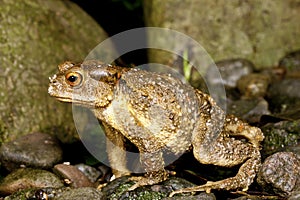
{"left": 48, "top": 60, "right": 264, "bottom": 196}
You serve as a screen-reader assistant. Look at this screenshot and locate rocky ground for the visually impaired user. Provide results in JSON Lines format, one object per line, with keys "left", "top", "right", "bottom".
{"left": 0, "top": 50, "right": 299, "bottom": 200}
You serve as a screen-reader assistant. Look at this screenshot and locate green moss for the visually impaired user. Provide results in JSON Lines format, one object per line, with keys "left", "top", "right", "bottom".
{"left": 133, "top": 190, "right": 166, "bottom": 200}
{"left": 261, "top": 120, "right": 300, "bottom": 156}
{"left": 0, "top": 0, "right": 107, "bottom": 143}
{"left": 4, "top": 189, "right": 34, "bottom": 200}
{"left": 144, "top": 0, "right": 300, "bottom": 68}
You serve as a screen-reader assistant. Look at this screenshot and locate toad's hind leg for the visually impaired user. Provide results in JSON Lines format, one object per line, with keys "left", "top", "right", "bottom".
{"left": 170, "top": 91, "right": 265, "bottom": 197}
{"left": 170, "top": 149, "right": 261, "bottom": 197}
{"left": 170, "top": 138, "right": 261, "bottom": 197}
{"left": 170, "top": 114, "right": 263, "bottom": 196}
{"left": 224, "top": 115, "right": 264, "bottom": 148}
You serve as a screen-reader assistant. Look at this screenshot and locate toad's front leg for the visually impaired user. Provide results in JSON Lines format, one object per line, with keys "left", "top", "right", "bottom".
{"left": 102, "top": 122, "right": 130, "bottom": 178}
{"left": 128, "top": 150, "right": 168, "bottom": 190}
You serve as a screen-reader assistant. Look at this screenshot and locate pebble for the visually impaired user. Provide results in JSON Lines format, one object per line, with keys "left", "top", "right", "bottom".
{"left": 55, "top": 187, "right": 103, "bottom": 200}
{"left": 284, "top": 143, "right": 300, "bottom": 160}
{"left": 231, "top": 195, "right": 265, "bottom": 200}
{"left": 267, "top": 78, "right": 300, "bottom": 113}
{"left": 227, "top": 98, "right": 270, "bottom": 124}
{"left": 237, "top": 73, "right": 270, "bottom": 98}
{"left": 261, "top": 66, "right": 286, "bottom": 82}
{"left": 53, "top": 163, "right": 94, "bottom": 188}
{"left": 0, "top": 168, "right": 63, "bottom": 195}
{"left": 6, "top": 187, "right": 104, "bottom": 200}
{"left": 257, "top": 152, "right": 300, "bottom": 197}
{"left": 101, "top": 175, "right": 216, "bottom": 199}
{"left": 261, "top": 120, "right": 300, "bottom": 157}
{"left": 279, "top": 50, "right": 300, "bottom": 75}
{"left": 75, "top": 163, "right": 102, "bottom": 183}
{"left": 163, "top": 192, "right": 216, "bottom": 200}
{"left": 0, "top": 132, "right": 63, "bottom": 171}
{"left": 206, "top": 58, "right": 254, "bottom": 88}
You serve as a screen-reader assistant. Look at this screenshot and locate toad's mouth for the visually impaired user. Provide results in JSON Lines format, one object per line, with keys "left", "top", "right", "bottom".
{"left": 53, "top": 96, "right": 95, "bottom": 107}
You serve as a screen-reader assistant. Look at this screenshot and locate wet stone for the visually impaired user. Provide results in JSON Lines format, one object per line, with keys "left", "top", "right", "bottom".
{"left": 257, "top": 152, "right": 300, "bottom": 197}
{"left": 101, "top": 176, "right": 213, "bottom": 199}
{"left": 231, "top": 195, "right": 265, "bottom": 200}
{"left": 163, "top": 192, "right": 216, "bottom": 200}
{"left": 0, "top": 168, "right": 63, "bottom": 195}
{"left": 4, "top": 188, "right": 41, "bottom": 200}
{"left": 267, "top": 78, "right": 300, "bottom": 113}
{"left": 206, "top": 58, "right": 254, "bottom": 88}
{"left": 53, "top": 164, "right": 94, "bottom": 188}
{"left": 279, "top": 50, "right": 300, "bottom": 74}
{"left": 0, "top": 132, "right": 63, "bottom": 171}
{"left": 237, "top": 73, "right": 270, "bottom": 99}
{"left": 284, "top": 143, "right": 300, "bottom": 160}
{"left": 261, "top": 120, "right": 300, "bottom": 157}
{"left": 55, "top": 187, "right": 103, "bottom": 200}
{"left": 260, "top": 104, "right": 300, "bottom": 123}
{"left": 261, "top": 66, "right": 286, "bottom": 82}
{"left": 4, "top": 187, "right": 103, "bottom": 200}
{"left": 227, "top": 98, "right": 270, "bottom": 124}
{"left": 75, "top": 163, "right": 102, "bottom": 183}
{"left": 4, "top": 187, "right": 66, "bottom": 200}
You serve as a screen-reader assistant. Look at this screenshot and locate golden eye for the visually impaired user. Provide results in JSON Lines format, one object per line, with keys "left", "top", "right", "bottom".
{"left": 65, "top": 72, "right": 82, "bottom": 87}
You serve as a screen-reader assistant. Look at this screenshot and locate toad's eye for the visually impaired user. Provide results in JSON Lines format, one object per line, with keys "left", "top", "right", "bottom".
{"left": 65, "top": 72, "right": 82, "bottom": 87}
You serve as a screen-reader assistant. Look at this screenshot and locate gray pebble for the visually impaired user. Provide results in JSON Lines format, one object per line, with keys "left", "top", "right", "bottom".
{"left": 55, "top": 187, "right": 103, "bottom": 200}
{"left": 0, "top": 132, "right": 63, "bottom": 171}
{"left": 257, "top": 152, "right": 300, "bottom": 197}
{"left": 227, "top": 98, "right": 270, "bottom": 124}
{"left": 237, "top": 73, "right": 270, "bottom": 98}
{"left": 0, "top": 168, "right": 63, "bottom": 195}
{"left": 101, "top": 175, "right": 216, "bottom": 199}
{"left": 53, "top": 164, "right": 94, "bottom": 188}
{"left": 261, "top": 120, "right": 300, "bottom": 157}
{"left": 279, "top": 50, "right": 300, "bottom": 74}
{"left": 206, "top": 58, "right": 254, "bottom": 88}
{"left": 75, "top": 163, "right": 102, "bottom": 183}
{"left": 267, "top": 79, "right": 300, "bottom": 114}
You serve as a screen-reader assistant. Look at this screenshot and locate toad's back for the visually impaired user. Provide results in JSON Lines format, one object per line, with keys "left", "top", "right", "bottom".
{"left": 101, "top": 68, "right": 200, "bottom": 153}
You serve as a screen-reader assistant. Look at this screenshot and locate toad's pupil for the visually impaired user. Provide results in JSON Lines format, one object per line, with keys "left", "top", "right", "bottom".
{"left": 68, "top": 75, "right": 77, "bottom": 82}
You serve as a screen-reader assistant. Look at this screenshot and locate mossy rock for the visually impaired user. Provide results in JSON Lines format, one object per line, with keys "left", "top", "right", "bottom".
{"left": 144, "top": 0, "right": 300, "bottom": 69}
{"left": 261, "top": 120, "right": 300, "bottom": 157}
{"left": 0, "top": 0, "right": 108, "bottom": 143}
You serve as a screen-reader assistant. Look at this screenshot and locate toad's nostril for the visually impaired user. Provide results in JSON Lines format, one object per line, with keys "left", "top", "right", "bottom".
{"left": 49, "top": 75, "right": 57, "bottom": 83}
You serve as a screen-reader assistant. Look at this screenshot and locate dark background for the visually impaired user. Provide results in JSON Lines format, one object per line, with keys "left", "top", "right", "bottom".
{"left": 71, "top": 0, "right": 147, "bottom": 65}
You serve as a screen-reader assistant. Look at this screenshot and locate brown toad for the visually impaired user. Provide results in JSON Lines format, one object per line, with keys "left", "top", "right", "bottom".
{"left": 48, "top": 60, "right": 264, "bottom": 196}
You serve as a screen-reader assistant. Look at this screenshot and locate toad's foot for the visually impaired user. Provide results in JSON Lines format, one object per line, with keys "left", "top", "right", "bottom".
{"left": 128, "top": 176, "right": 153, "bottom": 191}
{"left": 128, "top": 170, "right": 168, "bottom": 191}
{"left": 169, "top": 178, "right": 248, "bottom": 197}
